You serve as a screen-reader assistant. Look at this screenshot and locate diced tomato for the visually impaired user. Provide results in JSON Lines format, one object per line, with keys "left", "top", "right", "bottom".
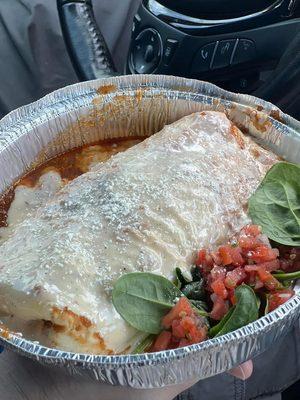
{"left": 189, "top": 223, "right": 298, "bottom": 342}
{"left": 257, "top": 269, "right": 283, "bottom": 291}
{"left": 167, "top": 336, "right": 180, "bottom": 349}
{"left": 278, "top": 246, "right": 300, "bottom": 272}
{"left": 254, "top": 278, "right": 264, "bottom": 290}
{"left": 156, "top": 298, "right": 208, "bottom": 351}
{"left": 210, "top": 265, "right": 227, "bottom": 282}
{"left": 279, "top": 258, "right": 293, "bottom": 271}
{"left": 196, "top": 252, "right": 214, "bottom": 275}
{"left": 227, "top": 289, "right": 237, "bottom": 305}
{"left": 162, "top": 297, "right": 192, "bottom": 329}
{"left": 175, "top": 314, "right": 207, "bottom": 344}
{"left": 245, "top": 259, "right": 280, "bottom": 273}
{"left": 179, "top": 338, "right": 190, "bottom": 347}
{"left": 246, "top": 270, "right": 257, "bottom": 285}
{"left": 268, "top": 289, "right": 295, "bottom": 312}
{"left": 239, "top": 236, "right": 259, "bottom": 250}
{"left": 219, "top": 245, "right": 233, "bottom": 265}
{"left": 180, "top": 315, "right": 207, "bottom": 344}
{"left": 195, "top": 249, "right": 214, "bottom": 273}
{"left": 244, "top": 264, "right": 260, "bottom": 272}
{"left": 210, "top": 295, "right": 229, "bottom": 320}
{"left": 171, "top": 319, "right": 186, "bottom": 339}
{"left": 230, "top": 247, "right": 245, "bottom": 266}
{"left": 211, "top": 279, "right": 228, "bottom": 299}
{"left": 257, "top": 259, "right": 280, "bottom": 272}
{"left": 180, "top": 316, "right": 195, "bottom": 331}
{"left": 238, "top": 226, "right": 268, "bottom": 251}
{"left": 224, "top": 267, "right": 247, "bottom": 289}
{"left": 243, "top": 224, "right": 261, "bottom": 237}
{"left": 211, "top": 251, "right": 222, "bottom": 265}
{"left": 278, "top": 245, "right": 300, "bottom": 259}
{"left": 256, "top": 234, "right": 272, "bottom": 248}
{"left": 152, "top": 331, "right": 172, "bottom": 352}
{"left": 196, "top": 249, "right": 207, "bottom": 265}
{"left": 293, "top": 261, "right": 300, "bottom": 271}
{"left": 248, "top": 246, "right": 279, "bottom": 263}
{"left": 187, "top": 325, "right": 207, "bottom": 344}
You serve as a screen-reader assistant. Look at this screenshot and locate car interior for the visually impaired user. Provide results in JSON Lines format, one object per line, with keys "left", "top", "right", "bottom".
{"left": 57, "top": 0, "right": 300, "bottom": 118}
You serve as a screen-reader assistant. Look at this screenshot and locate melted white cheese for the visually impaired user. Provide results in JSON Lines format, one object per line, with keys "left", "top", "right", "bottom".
{"left": 0, "top": 111, "right": 278, "bottom": 354}
{"left": 0, "top": 171, "right": 64, "bottom": 243}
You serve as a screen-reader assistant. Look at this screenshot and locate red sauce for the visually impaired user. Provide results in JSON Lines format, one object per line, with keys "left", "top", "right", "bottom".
{"left": 0, "top": 137, "right": 143, "bottom": 228}
{"left": 0, "top": 186, "right": 14, "bottom": 227}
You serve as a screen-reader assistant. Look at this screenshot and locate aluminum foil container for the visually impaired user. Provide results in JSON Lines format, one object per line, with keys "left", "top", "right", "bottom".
{"left": 0, "top": 75, "right": 300, "bottom": 390}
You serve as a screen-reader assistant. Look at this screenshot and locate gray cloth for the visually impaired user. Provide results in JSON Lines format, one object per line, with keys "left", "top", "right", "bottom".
{"left": 0, "top": 0, "right": 140, "bottom": 117}
{"left": 180, "top": 321, "right": 300, "bottom": 400}
{"left": 0, "top": 2, "right": 299, "bottom": 399}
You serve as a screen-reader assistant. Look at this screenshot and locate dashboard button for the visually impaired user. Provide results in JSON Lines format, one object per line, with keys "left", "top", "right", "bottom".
{"left": 163, "top": 39, "right": 178, "bottom": 65}
{"left": 231, "top": 39, "right": 256, "bottom": 65}
{"left": 144, "top": 44, "right": 154, "bottom": 63}
{"left": 212, "top": 39, "right": 236, "bottom": 69}
{"left": 130, "top": 28, "right": 162, "bottom": 74}
{"left": 191, "top": 42, "right": 217, "bottom": 73}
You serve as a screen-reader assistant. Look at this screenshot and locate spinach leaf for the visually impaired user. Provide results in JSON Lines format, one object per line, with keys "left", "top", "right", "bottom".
{"left": 249, "top": 162, "right": 300, "bottom": 246}
{"left": 209, "top": 285, "right": 259, "bottom": 337}
{"left": 181, "top": 281, "right": 205, "bottom": 300}
{"left": 132, "top": 335, "right": 155, "bottom": 354}
{"left": 256, "top": 295, "right": 261, "bottom": 310}
{"left": 209, "top": 308, "right": 234, "bottom": 337}
{"left": 112, "top": 272, "right": 182, "bottom": 334}
{"left": 264, "top": 294, "right": 270, "bottom": 315}
{"left": 173, "top": 275, "right": 181, "bottom": 289}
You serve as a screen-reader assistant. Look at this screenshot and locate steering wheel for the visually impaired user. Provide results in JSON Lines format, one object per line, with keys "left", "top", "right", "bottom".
{"left": 57, "top": 0, "right": 300, "bottom": 116}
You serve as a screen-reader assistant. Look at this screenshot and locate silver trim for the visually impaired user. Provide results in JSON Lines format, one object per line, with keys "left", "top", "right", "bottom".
{"left": 147, "top": 0, "right": 284, "bottom": 26}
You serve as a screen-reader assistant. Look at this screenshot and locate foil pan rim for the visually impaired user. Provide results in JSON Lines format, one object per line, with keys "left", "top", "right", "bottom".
{"left": 1, "top": 294, "right": 299, "bottom": 368}
{"left": 0, "top": 75, "right": 299, "bottom": 385}
{"left": 1, "top": 74, "right": 300, "bottom": 133}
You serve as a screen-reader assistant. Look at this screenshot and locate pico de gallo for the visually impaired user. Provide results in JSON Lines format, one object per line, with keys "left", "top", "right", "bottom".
{"left": 151, "top": 224, "right": 299, "bottom": 353}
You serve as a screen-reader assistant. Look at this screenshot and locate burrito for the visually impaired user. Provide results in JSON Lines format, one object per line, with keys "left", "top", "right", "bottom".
{"left": 0, "top": 111, "right": 278, "bottom": 354}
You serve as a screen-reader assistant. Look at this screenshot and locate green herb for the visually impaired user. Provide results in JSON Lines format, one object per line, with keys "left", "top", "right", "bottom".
{"left": 189, "top": 299, "right": 208, "bottom": 312}
{"left": 209, "top": 285, "right": 259, "bottom": 337}
{"left": 282, "top": 279, "right": 294, "bottom": 288}
{"left": 175, "top": 267, "right": 191, "bottom": 287}
{"left": 249, "top": 162, "right": 300, "bottom": 246}
{"left": 112, "top": 272, "right": 182, "bottom": 334}
{"left": 191, "top": 306, "right": 209, "bottom": 318}
{"left": 191, "top": 266, "right": 203, "bottom": 282}
{"left": 176, "top": 266, "right": 205, "bottom": 300}
{"left": 132, "top": 335, "right": 155, "bottom": 354}
{"left": 181, "top": 281, "right": 205, "bottom": 300}
{"left": 272, "top": 270, "right": 300, "bottom": 281}
{"left": 189, "top": 300, "right": 209, "bottom": 321}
